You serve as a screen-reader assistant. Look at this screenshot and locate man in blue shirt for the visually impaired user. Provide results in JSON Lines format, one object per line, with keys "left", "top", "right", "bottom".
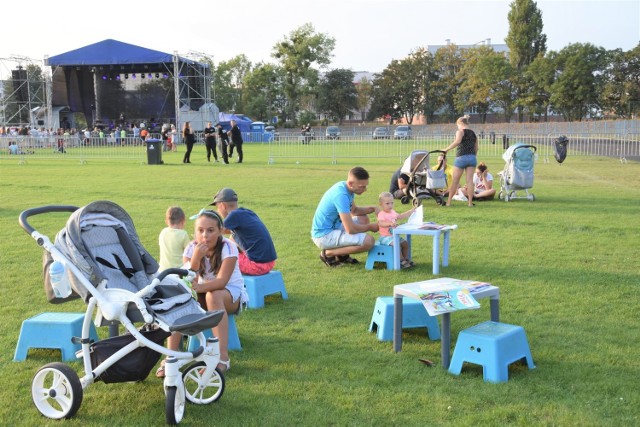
{"left": 311, "top": 167, "right": 379, "bottom": 267}
{"left": 211, "top": 188, "right": 277, "bottom": 275}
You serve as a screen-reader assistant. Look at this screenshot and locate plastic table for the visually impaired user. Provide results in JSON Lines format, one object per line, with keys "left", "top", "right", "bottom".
{"left": 392, "top": 277, "right": 500, "bottom": 369}
{"left": 391, "top": 223, "right": 457, "bottom": 274}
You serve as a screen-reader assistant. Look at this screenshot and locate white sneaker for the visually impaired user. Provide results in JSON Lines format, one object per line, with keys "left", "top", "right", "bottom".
{"left": 452, "top": 194, "right": 468, "bottom": 202}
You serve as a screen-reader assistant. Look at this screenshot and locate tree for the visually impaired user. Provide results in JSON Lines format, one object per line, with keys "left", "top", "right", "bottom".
{"left": 213, "top": 54, "right": 252, "bottom": 112}
{"left": 506, "top": 0, "right": 547, "bottom": 121}
{"left": 272, "top": 23, "right": 335, "bottom": 124}
{"left": 316, "top": 69, "right": 358, "bottom": 124}
{"left": 522, "top": 53, "right": 555, "bottom": 121}
{"left": 411, "top": 48, "right": 440, "bottom": 124}
{"left": 242, "top": 62, "right": 284, "bottom": 122}
{"left": 356, "top": 76, "right": 373, "bottom": 121}
{"left": 549, "top": 43, "right": 609, "bottom": 121}
{"left": 601, "top": 44, "right": 640, "bottom": 118}
{"left": 457, "top": 46, "right": 514, "bottom": 123}
{"left": 433, "top": 44, "right": 465, "bottom": 121}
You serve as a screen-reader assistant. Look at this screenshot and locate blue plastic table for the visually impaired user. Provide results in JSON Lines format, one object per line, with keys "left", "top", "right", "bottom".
{"left": 391, "top": 223, "right": 457, "bottom": 274}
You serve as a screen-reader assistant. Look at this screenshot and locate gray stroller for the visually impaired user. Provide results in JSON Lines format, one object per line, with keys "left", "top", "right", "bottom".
{"left": 20, "top": 201, "right": 226, "bottom": 425}
{"left": 400, "top": 149, "right": 447, "bottom": 207}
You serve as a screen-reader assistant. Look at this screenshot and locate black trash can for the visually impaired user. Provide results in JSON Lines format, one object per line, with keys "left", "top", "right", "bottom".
{"left": 145, "top": 139, "right": 163, "bottom": 164}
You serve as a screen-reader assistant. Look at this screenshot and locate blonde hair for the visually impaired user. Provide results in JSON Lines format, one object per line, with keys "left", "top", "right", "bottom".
{"left": 456, "top": 115, "right": 471, "bottom": 126}
{"left": 379, "top": 191, "right": 393, "bottom": 203}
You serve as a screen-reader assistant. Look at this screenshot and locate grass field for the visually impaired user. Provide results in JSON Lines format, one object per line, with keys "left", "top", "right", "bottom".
{"left": 1, "top": 145, "right": 639, "bottom": 426}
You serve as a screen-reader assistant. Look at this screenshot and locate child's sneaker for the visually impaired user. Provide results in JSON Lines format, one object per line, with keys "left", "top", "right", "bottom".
{"left": 452, "top": 194, "right": 468, "bottom": 202}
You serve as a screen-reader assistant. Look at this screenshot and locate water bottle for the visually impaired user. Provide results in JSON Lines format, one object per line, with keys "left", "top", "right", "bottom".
{"left": 49, "top": 261, "right": 72, "bottom": 298}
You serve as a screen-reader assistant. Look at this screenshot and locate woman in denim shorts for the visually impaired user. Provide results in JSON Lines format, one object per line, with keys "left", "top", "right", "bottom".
{"left": 441, "top": 115, "right": 478, "bottom": 207}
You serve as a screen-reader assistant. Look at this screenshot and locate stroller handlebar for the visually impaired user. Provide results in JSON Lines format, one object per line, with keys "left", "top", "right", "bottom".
{"left": 19, "top": 205, "right": 79, "bottom": 237}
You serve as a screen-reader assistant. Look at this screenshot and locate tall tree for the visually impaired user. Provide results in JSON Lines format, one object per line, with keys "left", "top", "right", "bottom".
{"left": 601, "top": 44, "right": 640, "bottom": 118}
{"left": 242, "top": 63, "right": 284, "bottom": 123}
{"left": 549, "top": 43, "right": 608, "bottom": 121}
{"left": 271, "top": 23, "right": 335, "bottom": 124}
{"left": 433, "top": 44, "right": 465, "bottom": 121}
{"left": 506, "top": 0, "right": 547, "bottom": 121}
{"left": 316, "top": 69, "right": 358, "bottom": 124}
{"left": 356, "top": 76, "right": 373, "bottom": 121}
{"left": 212, "top": 55, "right": 252, "bottom": 113}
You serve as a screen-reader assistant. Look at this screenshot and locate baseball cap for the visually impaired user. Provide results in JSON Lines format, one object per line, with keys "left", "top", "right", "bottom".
{"left": 210, "top": 188, "right": 238, "bottom": 205}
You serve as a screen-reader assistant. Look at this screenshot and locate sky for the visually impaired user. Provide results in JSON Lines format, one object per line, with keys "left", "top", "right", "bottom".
{"left": 0, "top": 0, "right": 638, "bottom": 78}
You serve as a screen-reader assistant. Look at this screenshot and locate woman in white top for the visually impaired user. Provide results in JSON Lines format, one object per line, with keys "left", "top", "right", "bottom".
{"left": 453, "top": 162, "right": 496, "bottom": 202}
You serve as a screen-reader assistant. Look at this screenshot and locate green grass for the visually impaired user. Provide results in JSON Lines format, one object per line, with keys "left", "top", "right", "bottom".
{"left": 1, "top": 146, "right": 639, "bottom": 426}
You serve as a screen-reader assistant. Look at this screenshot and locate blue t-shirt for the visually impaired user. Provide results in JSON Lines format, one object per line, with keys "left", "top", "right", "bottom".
{"left": 223, "top": 208, "right": 277, "bottom": 263}
{"left": 311, "top": 181, "right": 354, "bottom": 238}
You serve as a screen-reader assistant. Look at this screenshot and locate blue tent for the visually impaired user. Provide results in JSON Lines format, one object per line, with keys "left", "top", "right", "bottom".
{"left": 217, "top": 113, "right": 253, "bottom": 133}
{"left": 46, "top": 39, "right": 192, "bottom": 67}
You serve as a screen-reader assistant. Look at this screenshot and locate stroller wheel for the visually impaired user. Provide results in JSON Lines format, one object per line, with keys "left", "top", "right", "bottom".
{"left": 498, "top": 191, "right": 504, "bottom": 200}
{"left": 32, "top": 362, "right": 83, "bottom": 420}
{"left": 528, "top": 193, "right": 535, "bottom": 201}
{"left": 412, "top": 198, "right": 422, "bottom": 207}
{"left": 165, "top": 385, "right": 186, "bottom": 425}
{"left": 400, "top": 196, "right": 410, "bottom": 205}
{"left": 182, "top": 361, "right": 225, "bottom": 404}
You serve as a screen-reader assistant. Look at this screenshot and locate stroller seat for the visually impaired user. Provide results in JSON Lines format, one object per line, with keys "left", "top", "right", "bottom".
{"left": 52, "top": 201, "right": 221, "bottom": 335}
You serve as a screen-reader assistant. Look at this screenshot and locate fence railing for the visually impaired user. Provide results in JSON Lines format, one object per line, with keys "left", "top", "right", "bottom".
{"left": 2, "top": 133, "right": 638, "bottom": 164}
{"left": 266, "top": 133, "right": 640, "bottom": 164}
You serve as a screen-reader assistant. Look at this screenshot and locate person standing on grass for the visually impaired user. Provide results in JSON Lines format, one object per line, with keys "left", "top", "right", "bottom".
{"left": 217, "top": 123, "right": 230, "bottom": 164}
{"left": 211, "top": 188, "right": 277, "bottom": 276}
{"left": 182, "top": 121, "right": 195, "bottom": 163}
{"left": 311, "top": 166, "right": 379, "bottom": 267}
{"left": 441, "top": 115, "right": 478, "bottom": 207}
{"left": 228, "top": 119, "right": 243, "bottom": 163}
{"left": 204, "top": 121, "right": 219, "bottom": 162}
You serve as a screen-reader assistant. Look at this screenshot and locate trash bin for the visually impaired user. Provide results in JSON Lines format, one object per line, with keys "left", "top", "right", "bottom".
{"left": 145, "top": 139, "right": 163, "bottom": 164}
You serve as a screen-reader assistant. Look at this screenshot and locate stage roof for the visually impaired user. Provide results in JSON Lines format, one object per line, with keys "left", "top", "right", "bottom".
{"left": 45, "top": 39, "right": 201, "bottom": 67}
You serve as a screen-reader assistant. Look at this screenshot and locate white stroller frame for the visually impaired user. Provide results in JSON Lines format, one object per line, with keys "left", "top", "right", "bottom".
{"left": 20, "top": 203, "right": 227, "bottom": 425}
{"left": 498, "top": 144, "right": 537, "bottom": 202}
{"left": 401, "top": 149, "right": 447, "bottom": 207}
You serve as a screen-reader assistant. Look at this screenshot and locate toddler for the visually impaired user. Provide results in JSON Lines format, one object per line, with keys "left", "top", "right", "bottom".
{"left": 376, "top": 191, "right": 416, "bottom": 268}
{"left": 158, "top": 206, "right": 190, "bottom": 271}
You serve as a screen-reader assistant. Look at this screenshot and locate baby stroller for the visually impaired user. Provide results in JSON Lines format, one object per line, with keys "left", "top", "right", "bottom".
{"left": 19, "top": 201, "right": 227, "bottom": 425}
{"left": 400, "top": 149, "right": 447, "bottom": 207}
{"left": 498, "top": 144, "right": 537, "bottom": 202}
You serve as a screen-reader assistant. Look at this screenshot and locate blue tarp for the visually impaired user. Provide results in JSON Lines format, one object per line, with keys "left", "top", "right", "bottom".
{"left": 218, "top": 113, "right": 253, "bottom": 133}
{"left": 46, "top": 39, "right": 194, "bottom": 66}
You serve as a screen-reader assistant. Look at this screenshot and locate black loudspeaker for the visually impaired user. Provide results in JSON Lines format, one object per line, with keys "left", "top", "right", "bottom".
{"left": 11, "top": 68, "right": 28, "bottom": 103}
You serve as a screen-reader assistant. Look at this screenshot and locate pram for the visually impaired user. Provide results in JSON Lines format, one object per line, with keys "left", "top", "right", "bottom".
{"left": 19, "top": 201, "right": 227, "bottom": 425}
{"left": 498, "top": 144, "right": 537, "bottom": 202}
{"left": 400, "top": 149, "right": 447, "bottom": 207}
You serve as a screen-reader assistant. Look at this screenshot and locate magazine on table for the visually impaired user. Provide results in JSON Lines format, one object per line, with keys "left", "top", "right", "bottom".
{"left": 398, "top": 278, "right": 490, "bottom": 316}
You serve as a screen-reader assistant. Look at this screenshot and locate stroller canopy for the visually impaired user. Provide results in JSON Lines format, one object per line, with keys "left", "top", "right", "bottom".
{"left": 54, "top": 200, "right": 159, "bottom": 302}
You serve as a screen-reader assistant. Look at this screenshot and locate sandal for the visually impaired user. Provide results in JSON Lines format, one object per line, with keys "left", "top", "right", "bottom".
{"left": 320, "top": 250, "right": 342, "bottom": 267}
{"left": 155, "top": 360, "right": 166, "bottom": 378}
{"left": 217, "top": 359, "right": 231, "bottom": 373}
{"left": 401, "top": 260, "right": 412, "bottom": 269}
{"left": 337, "top": 255, "right": 360, "bottom": 264}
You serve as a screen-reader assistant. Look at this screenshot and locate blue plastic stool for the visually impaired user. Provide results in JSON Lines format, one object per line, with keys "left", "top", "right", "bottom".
{"left": 187, "top": 314, "right": 241, "bottom": 351}
{"left": 369, "top": 296, "right": 440, "bottom": 341}
{"left": 243, "top": 270, "right": 288, "bottom": 309}
{"left": 448, "top": 321, "right": 535, "bottom": 383}
{"left": 365, "top": 244, "right": 394, "bottom": 270}
{"left": 14, "top": 312, "right": 99, "bottom": 362}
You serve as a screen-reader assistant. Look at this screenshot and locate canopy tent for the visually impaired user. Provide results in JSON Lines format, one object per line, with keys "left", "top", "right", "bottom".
{"left": 44, "top": 39, "right": 211, "bottom": 129}
{"left": 218, "top": 113, "right": 253, "bottom": 133}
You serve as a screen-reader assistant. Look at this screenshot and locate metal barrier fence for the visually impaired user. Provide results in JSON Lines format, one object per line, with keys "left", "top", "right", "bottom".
{"left": 2, "top": 132, "right": 638, "bottom": 164}
{"left": 0, "top": 134, "right": 164, "bottom": 163}
{"left": 267, "top": 133, "right": 640, "bottom": 164}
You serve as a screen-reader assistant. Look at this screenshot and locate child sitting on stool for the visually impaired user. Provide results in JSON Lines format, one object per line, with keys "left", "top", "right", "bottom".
{"left": 376, "top": 191, "right": 416, "bottom": 269}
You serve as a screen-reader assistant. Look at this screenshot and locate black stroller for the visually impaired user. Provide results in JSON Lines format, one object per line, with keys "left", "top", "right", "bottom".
{"left": 400, "top": 150, "right": 447, "bottom": 207}
{"left": 20, "top": 201, "right": 227, "bottom": 425}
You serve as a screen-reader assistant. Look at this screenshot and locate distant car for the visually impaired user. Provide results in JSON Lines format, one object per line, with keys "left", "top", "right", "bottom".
{"left": 372, "top": 127, "right": 391, "bottom": 139}
{"left": 325, "top": 126, "right": 341, "bottom": 140}
{"left": 394, "top": 125, "right": 412, "bottom": 140}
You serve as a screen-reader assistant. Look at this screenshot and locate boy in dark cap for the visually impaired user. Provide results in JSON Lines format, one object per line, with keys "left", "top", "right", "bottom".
{"left": 211, "top": 188, "right": 277, "bottom": 275}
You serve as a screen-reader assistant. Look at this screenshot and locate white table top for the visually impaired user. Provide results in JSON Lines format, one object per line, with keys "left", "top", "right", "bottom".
{"left": 394, "top": 277, "right": 499, "bottom": 304}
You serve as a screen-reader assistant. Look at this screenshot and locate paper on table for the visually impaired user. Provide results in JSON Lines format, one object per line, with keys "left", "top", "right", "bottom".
{"left": 407, "top": 205, "right": 423, "bottom": 225}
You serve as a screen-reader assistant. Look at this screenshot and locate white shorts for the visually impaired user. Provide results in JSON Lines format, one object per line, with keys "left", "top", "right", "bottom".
{"left": 312, "top": 229, "right": 367, "bottom": 250}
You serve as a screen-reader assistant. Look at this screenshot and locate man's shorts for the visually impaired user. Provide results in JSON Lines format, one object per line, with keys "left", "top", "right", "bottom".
{"left": 453, "top": 154, "right": 477, "bottom": 169}
{"left": 312, "top": 229, "right": 367, "bottom": 250}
